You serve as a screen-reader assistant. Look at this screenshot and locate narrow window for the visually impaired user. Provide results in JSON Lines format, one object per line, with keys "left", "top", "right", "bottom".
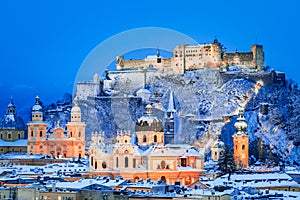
{"left": 133, "top": 158, "right": 136, "bottom": 168}
{"left": 154, "top": 135, "right": 157, "bottom": 143}
{"left": 40, "top": 131, "right": 43, "bottom": 137}
{"left": 143, "top": 135, "right": 147, "bottom": 143}
{"left": 125, "top": 157, "right": 129, "bottom": 168}
{"left": 116, "top": 157, "right": 119, "bottom": 168}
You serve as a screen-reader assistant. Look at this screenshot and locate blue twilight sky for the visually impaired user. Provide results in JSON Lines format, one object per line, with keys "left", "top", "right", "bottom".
{"left": 0, "top": 0, "right": 299, "bottom": 115}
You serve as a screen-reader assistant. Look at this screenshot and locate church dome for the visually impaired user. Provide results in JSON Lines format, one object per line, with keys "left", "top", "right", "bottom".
{"left": 32, "top": 96, "right": 42, "bottom": 112}
{"left": 71, "top": 98, "right": 81, "bottom": 114}
{"left": 213, "top": 140, "right": 225, "bottom": 148}
{"left": 234, "top": 108, "right": 248, "bottom": 134}
{"left": 32, "top": 104, "right": 42, "bottom": 112}
{"left": 71, "top": 106, "right": 81, "bottom": 113}
{"left": 135, "top": 104, "right": 163, "bottom": 132}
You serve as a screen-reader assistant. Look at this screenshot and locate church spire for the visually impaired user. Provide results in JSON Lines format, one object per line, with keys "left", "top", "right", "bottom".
{"left": 7, "top": 96, "right": 16, "bottom": 115}
{"left": 167, "top": 91, "right": 176, "bottom": 113}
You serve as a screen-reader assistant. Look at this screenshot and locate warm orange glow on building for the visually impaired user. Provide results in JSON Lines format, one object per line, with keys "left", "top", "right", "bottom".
{"left": 27, "top": 96, "right": 85, "bottom": 158}
{"left": 233, "top": 108, "right": 249, "bottom": 168}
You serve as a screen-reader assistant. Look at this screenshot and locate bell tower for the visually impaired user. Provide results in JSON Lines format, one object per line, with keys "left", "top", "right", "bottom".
{"left": 66, "top": 98, "right": 86, "bottom": 158}
{"left": 27, "top": 95, "right": 47, "bottom": 155}
{"left": 233, "top": 108, "right": 249, "bottom": 169}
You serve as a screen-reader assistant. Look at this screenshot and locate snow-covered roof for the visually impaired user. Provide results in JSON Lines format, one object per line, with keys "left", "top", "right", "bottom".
{"left": 0, "top": 139, "right": 27, "bottom": 147}
{"left": 201, "top": 172, "right": 300, "bottom": 189}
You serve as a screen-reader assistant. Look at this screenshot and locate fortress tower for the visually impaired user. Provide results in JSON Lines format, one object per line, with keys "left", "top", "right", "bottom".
{"left": 233, "top": 108, "right": 249, "bottom": 169}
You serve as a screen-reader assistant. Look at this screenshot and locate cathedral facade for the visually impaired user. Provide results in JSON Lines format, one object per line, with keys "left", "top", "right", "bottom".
{"left": 27, "top": 96, "right": 86, "bottom": 158}
{"left": 89, "top": 104, "right": 204, "bottom": 185}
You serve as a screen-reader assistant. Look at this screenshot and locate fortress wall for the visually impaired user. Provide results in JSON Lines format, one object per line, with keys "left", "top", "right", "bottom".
{"left": 223, "top": 52, "right": 254, "bottom": 67}
{"left": 219, "top": 70, "right": 286, "bottom": 86}
{"left": 108, "top": 70, "right": 158, "bottom": 94}
{"left": 76, "top": 82, "right": 100, "bottom": 100}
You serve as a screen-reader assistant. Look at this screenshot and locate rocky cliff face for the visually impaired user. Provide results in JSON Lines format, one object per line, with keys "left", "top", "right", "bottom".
{"left": 44, "top": 69, "right": 300, "bottom": 165}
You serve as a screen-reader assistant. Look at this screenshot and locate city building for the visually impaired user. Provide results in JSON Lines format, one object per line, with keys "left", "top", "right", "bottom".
{"left": 0, "top": 97, "right": 27, "bottom": 154}
{"left": 89, "top": 104, "right": 204, "bottom": 185}
{"left": 27, "top": 96, "right": 86, "bottom": 158}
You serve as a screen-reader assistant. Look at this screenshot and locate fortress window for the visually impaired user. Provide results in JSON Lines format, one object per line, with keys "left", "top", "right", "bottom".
{"left": 8, "top": 134, "right": 11, "bottom": 139}
{"left": 91, "top": 157, "right": 94, "bottom": 166}
{"left": 31, "top": 131, "right": 33, "bottom": 137}
{"left": 143, "top": 135, "right": 147, "bottom": 143}
{"left": 0, "top": 134, "right": 2, "bottom": 139}
{"left": 40, "top": 131, "right": 43, "bottom": 137}
{"left": 18, "top": 134, "right": 21, "bottom": 139}
{"left": 242, "top": 145, "right": 245, "bottom": 150}
{"left": 78, "top": 132, "right": 81, "bottom": 137}
{"left": 116, "top": 157, "right": 119, "bottom": 168}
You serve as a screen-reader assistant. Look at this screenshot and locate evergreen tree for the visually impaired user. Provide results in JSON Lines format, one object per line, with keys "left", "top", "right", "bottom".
{"left": 217, "top": 144, "right": 236, "bottom": 176}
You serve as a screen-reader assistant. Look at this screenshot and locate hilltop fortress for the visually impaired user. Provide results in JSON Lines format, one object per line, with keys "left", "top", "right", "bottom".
{"left": 76, "top": 39, "right": 285, "bottom": 101}
{"left": 116, "top": 38, "right": 264, "bottom": 74}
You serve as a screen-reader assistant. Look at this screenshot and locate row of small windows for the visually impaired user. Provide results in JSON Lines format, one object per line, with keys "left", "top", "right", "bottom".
{"left": 71, "top": 116, "right": 80, "bottom": 119}
{"left": 142, "top": 135, "right": 160, "bottom": 143}
{"left": 33, "top": 114, "right": 42, "bottom": 118}
{"left": 0, "top": 133, "right": 21, "bottom": 139}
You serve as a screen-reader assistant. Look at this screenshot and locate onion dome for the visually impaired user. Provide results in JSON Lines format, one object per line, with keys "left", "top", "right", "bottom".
{"left": 32, "top": 95, "right": 42, "bottom": 112}
{"left": 234, "top": 108, "right": 248, "bottom": 134}
{"left": 71, "top": 98, "right": 81, "bottom": 114}
{"left": 213, "top": 133, "right": 225, "bottom": 148}
{"left": 135, "top": 104, "right": 163, "bottom": 132}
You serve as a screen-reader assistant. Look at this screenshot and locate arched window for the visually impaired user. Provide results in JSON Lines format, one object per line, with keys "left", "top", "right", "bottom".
{"left": 95, "top": 161, "right": 98, "bottom": 169}
{"left": 18, "top": 134, "right": 21, "bottom": 139}
{"left": 78, "top": 132, "right": 81, "bottom": 137}
{"left": 40, "top": 131, "right": 43, "bottom": 137}
{"left": 161, "top": 176, "right": 166, "bottom": 183}
{"left": 143, "top": 135, "right": 147, "bottom": 143}
{"left": 154, "top": 135, "right": 157, "bottom": 143}
{"left": 102, "top": 161, "right": 107, "bottom": 169}
{"left": 116, "top": 157, "right": 119, "bottom": 168}
{"left": 161, "top": 160, "right": 166, "bottom": 169}
{"left": 242, "top": 145, "right": 245, "bottom": 150}
{"left": 125, "top": 157, "right": 129, "bottom": 168}
{"left": 31, "top": 131, "right": 33, "bottom": 137}
{"left": 70, "top": 132, "right": 72, "bottom": 137}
